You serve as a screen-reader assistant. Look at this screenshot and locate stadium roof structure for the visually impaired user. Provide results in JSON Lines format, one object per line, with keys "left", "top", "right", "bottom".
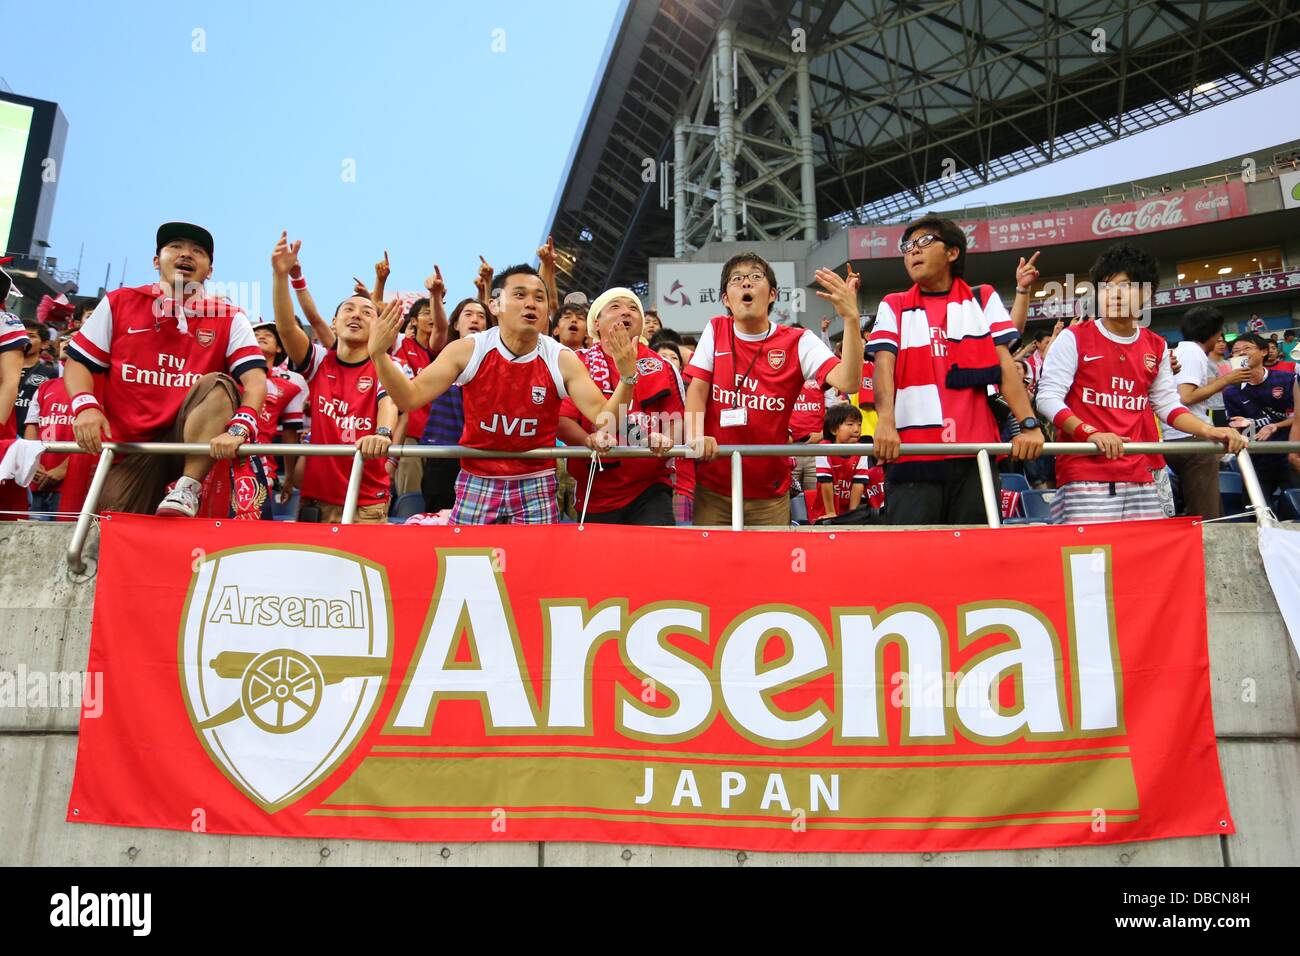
{"left": 544, "top": 0, "right": 1300, "bottom": 296}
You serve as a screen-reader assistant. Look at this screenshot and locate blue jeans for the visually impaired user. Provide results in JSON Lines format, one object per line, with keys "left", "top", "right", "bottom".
{"left": 29, "top": 489, "right": 61, "bottom": 521}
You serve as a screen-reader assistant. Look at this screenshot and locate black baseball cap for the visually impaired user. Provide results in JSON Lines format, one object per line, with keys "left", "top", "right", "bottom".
{"left": 156, "top": 221, "right": 214, "bottom": 261}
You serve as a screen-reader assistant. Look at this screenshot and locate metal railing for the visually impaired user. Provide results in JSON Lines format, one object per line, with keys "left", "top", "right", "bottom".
{"left": 33, "top": 439, "right": 1300, "bottom": 575}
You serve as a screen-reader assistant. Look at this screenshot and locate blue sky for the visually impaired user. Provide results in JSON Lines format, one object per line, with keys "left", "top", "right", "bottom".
{"left": 4, "top": 0, "right": 1299, "bottom": 310}
{"left": 3, "top": 0, "right": 625, "bottom": 310}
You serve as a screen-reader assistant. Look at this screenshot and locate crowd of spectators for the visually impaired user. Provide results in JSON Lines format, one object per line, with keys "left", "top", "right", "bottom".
{"left": 0, "top": 216, "right": 1295, "bottom": 528}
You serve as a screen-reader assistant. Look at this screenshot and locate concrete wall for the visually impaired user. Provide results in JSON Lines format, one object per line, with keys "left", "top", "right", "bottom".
{"left": 1, "top": 521, "right": 1295, "bottom": 866}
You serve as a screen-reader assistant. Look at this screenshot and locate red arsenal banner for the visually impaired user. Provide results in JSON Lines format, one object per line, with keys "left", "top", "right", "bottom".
{"left": 848, "top": 181, "right": 1249, "bottom": 260}
{"left": 68, "top": 514, "right": 1233, "bottom": 852}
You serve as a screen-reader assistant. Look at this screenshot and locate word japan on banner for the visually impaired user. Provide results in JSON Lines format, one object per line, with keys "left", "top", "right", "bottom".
{"left": 68, "top": 516, "right": 1232, "bottom": 853}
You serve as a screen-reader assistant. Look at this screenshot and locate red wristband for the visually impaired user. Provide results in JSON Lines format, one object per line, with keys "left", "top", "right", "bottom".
{"left": 290, "top": 276, "right": 308, "bottom": 291}
{"left": 229, "top": 406, "right": 259, "bottom": 435}
{"left": 1076, "top": 423, "right": 1097, "bottom": 438}
{"left": 70, "top": 393, "right": 102, "bottom": 416}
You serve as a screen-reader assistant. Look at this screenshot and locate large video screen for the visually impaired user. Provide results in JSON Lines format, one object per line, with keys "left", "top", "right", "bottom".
{"left": 0, "top": 100, "right": 35, "bottom": 254}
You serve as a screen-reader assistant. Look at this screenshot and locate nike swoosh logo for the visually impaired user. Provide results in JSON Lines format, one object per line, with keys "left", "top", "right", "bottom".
{"left": 1083, "top": 355, "right": 1102, "bottom": 362}
{"left": 715, "top": 351, "right": 731, "bottom": 356}
{"left": 125, "top": 327, "right": 153, "bottom": 335}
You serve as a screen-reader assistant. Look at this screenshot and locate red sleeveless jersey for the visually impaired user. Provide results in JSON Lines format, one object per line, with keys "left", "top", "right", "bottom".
{"left": 456, "top": 328, "right": 568, "bottom": 479}
{"left": 1055, "top": 322, "right": 1177, "bottom": 485}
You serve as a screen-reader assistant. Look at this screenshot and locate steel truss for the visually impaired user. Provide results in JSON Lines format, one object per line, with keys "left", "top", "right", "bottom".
{"left": 546, "top": 0, "right": 1300, "bottom": 293}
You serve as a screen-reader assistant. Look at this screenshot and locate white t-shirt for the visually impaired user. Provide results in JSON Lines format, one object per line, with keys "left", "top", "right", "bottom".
{"left": 1161, "top": 340, "right": 1218, "bottom": 439}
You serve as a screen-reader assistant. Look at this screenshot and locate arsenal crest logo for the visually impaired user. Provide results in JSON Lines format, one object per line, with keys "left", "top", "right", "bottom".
{"left": 767, "top": 348, "right": 787, "bottom": 371}
{"left": 1273, "top": 386, "right": 1285, "bottom": 400}
{"left": 179, "top": 547, "right": 392, "bottom": 811}
{"left": 357, "top": 376, "right": 374, "bottom": 393}
{"left": 531, "top": 385, "right": 547, "bottom": 405}
{"left": 1143, "top": 353, "right": 1157, "bottom": 373}
{"left": 195, "top": 328, "right": 215, "bottom": 347}
{"left": 636, "top": 357, "right": 663, "bottom": 375}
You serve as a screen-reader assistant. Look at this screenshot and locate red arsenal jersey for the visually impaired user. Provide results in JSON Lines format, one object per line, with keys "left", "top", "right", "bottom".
{"left": 456, "top": 328, "right": 568, "bottom": 479}
{"left": 0, "top": 312, "right": 24, "bottom": 440}
{"left": 25, "top": 376, "right": 74, "bottom": 472}
{"left": 788, "top": 378, "right": 826, "bottom": 441}
{"left": 559, "top": 342, "right": 684, "bottom": 513}
{"left": 684, "top": 317, "right": 839, "bottom": 498}
{"left": 861, "top": 462, "right": 886, "bottom": 509}
{"left": 256, "top": 367, "right": 307, "bottom": 440}
{"left": 809, "top": 446, "right": 870, "bottom": 522}
{"left": 857, "top": 359, "right": 875, "bottom": 405}
{"left": 66, "top": 284, "right": 265, "bottom": 443}
{"left": 393, "top": 332, "right": 436, "bottom": 443}
{"left": 1038, "top": 321, "right": 1189, "bottom": 485}
{"left": 295, "top": 343, "right": 390, "bottom": 507}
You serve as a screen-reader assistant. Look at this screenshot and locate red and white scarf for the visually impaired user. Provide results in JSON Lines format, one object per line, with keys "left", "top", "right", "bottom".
{"left": 891, "top": 278, "right": 1000, "bottom": 431}
{"left": 581, "top": 342, "right": 616, "bottom": 396}
{"left": 577, "top": 341, "right": 660, "bottom": 405}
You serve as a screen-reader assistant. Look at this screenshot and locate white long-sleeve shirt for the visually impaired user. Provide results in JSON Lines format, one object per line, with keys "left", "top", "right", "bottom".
{"left": 1036, "top": 323, "right": 1186, "bottom": 430}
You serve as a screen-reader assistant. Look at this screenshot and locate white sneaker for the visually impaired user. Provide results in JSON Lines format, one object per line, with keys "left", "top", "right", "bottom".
{"left": 156, "top": 477, "right": 202, "bottom": 517}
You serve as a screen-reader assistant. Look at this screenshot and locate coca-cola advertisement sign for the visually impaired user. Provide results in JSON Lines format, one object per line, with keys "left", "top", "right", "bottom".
{"left": 848, "top": 181, "right": 1248, "bottom": 259}
{"left": 1090, "top": 197, "right": 1187, "bottom": 236}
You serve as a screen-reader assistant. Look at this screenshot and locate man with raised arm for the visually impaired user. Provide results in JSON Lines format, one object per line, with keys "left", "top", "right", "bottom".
{"left": 368, "top": 263, "right": 657, "bottom": 525}
{"left": 558, "top": 288, "right": 683, "bottom": 525}
{"left": 683, "top": 253, "right": 865, "bottom": 526}
{"left": 271, "top": 232, "right": 397, "bottom": 524}
{"left": 388, "top": 266, "right": 450, "bottom": 499}
{"left": 868, "top": 216, "right": 1042, "bottom": 525}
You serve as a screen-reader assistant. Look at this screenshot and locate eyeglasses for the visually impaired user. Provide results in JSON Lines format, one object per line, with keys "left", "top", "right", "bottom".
{"left": 899, "top": 234, "right": 944, "bottom": 254}
{"left": 727, "top": 272, "right": 767, "bottom": 286}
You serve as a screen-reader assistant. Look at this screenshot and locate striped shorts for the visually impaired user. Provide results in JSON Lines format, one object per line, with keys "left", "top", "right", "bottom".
{"left": 451, "top": 471, "right": 559, "bottom": 525}
{"left": 1050, "top": 480, "right": 1166, "bottom": 525}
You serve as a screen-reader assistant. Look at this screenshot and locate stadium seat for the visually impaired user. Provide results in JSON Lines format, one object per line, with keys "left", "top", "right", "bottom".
{"left": 1219, "top": 470, "right": 1246, "bottom": 520}
{"left": 1004, "top": 489, "right": 1053, "bottom": 525}
{"left": 1280, "top": 488, "right": 1300, "bottom": 521}
{"left": 1219, "top": 471, "right": 1243, "bottom": 494}
{"left": 389, "top": 492, "right": 425, "bottom": 523}
{"left": 1000, "top": 473, "right": 1031, "bottom": 494}
{"left": 1020, "top": 489, "right": 1053, "bottom": 520}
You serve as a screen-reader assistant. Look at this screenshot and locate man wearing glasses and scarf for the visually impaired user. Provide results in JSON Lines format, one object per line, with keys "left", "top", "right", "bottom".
{"left": 868, "top": 216, "right": 1042, "bottom": 525}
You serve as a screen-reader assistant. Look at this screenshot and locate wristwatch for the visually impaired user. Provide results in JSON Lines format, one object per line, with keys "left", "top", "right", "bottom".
{"left": 375, "top": 426, "right": 393, "bottom": 438}
{"left": 226, "top": 423, "right": 251, "bottom": 440}
{"left": 1019, "top": 417, "right": 1040, "bottom": 431}
{"left": 622, "top": 371, "right": 640, "bottom": 387}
